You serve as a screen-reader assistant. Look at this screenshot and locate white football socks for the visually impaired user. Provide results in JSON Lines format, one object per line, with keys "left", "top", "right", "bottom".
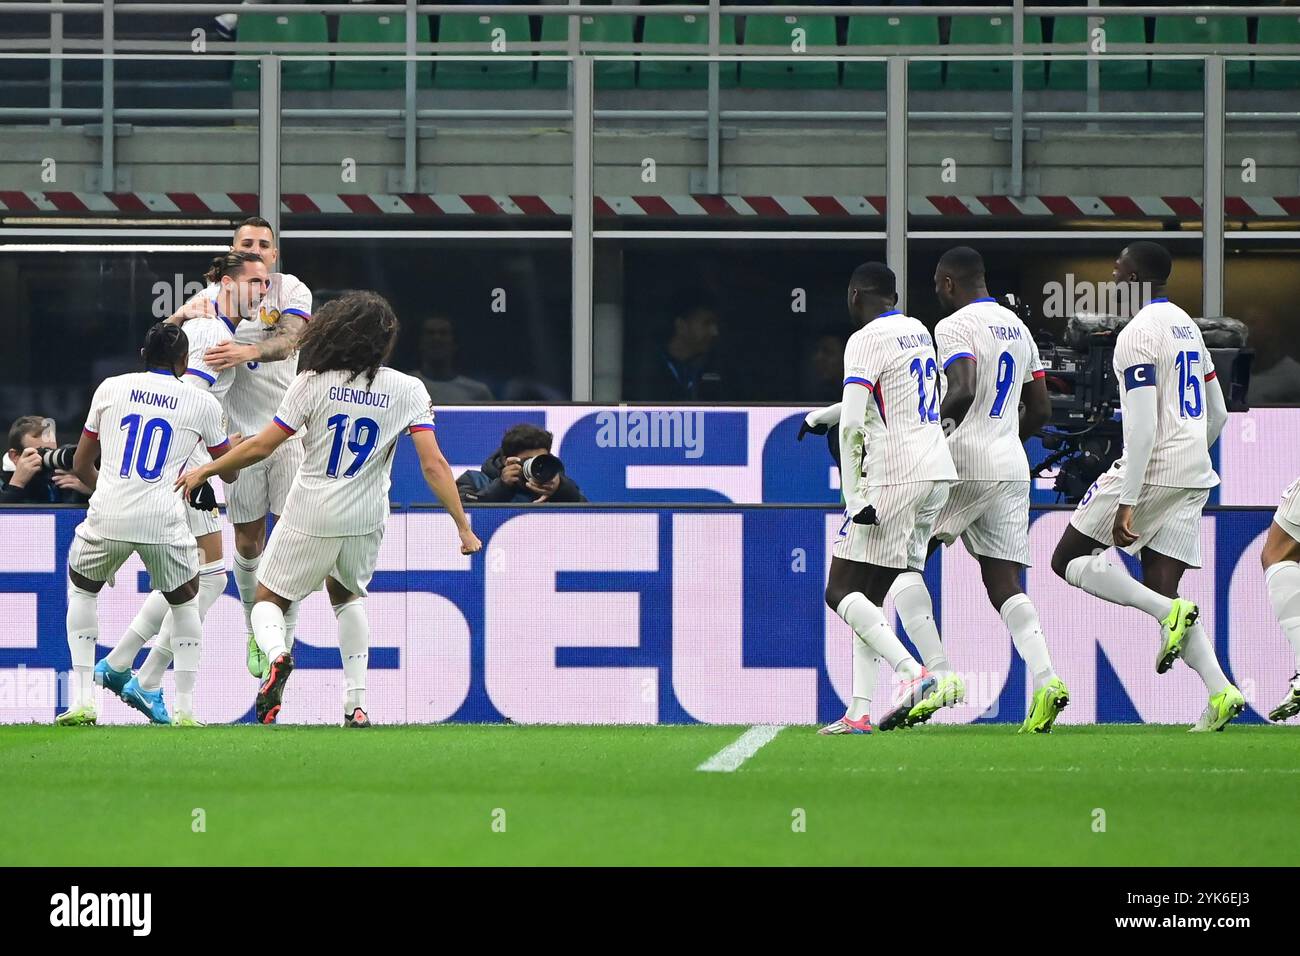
{"left": 335, "top": 600, "right": 369, "bottom": 714}
{"left": 1000, "top": 593, "right": 1057, "bottom": 690}
{"left": 890, "top": 571, "right": 949, "bottom": 674}
{"left": 283, "top": 600, "right": 300, "bottom": 652}
{"left": 1064, "top": 554, "right": 1174, "bottom": 622}
{"left": 65, "top": 582, "right": 99, "bottom": 709}
{"left": 847, "top": 635, "right": 880, "bottom": 722}
{"left": 233, "top": 553, "right": 260, "bottom": 633}
{"left": 835, "top": 592, "right": 922, "bottom": 681}
{"left": 168, "top": 598, "right": 203, "bottom": 715}
{"left": 1266, "top": 560, "right": 1300, "bottom": 671}
{"left": 251, "top": 601, "right": 287, "bottom": 662}
{"left": 1181, "top": 621, "right": 1230, "bottom": 695}
{"left": 107, "top": 590, "right": 170, "bottom": 672}
{"left": 137, "top": 561, "right": 227, "bottom": 691}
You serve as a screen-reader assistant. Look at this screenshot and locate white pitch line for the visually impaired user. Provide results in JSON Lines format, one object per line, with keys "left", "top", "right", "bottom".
{"left": 696, "top": 725, "right": 785, "bottom": 773}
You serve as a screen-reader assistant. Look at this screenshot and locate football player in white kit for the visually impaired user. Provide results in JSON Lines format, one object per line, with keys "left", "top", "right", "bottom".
{"left": 168, "top": 217, "right": 312, "bottom": 680}
{"left": 888, "top": 246, "right": 1067, "bottom": 733}
{"left": 177, "top": 291, "right": 482, "bottom": 726}
{"left": 1050, "top": 241, "right": 1245, "bottom": 731}
{"left": 96, "top": 252, "right": 268, "bottom": 725}
{"left": 819, "top": 263, "right": 961, "bottom": 736}
{"left": 57, "top": 324, "right": 239, "bottom": 726}
{"left": 1261, "top": 477, "right": 1300, "bottom": 721}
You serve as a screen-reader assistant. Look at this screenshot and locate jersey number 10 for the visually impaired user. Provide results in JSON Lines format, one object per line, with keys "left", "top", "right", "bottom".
{"left": 118, "top": 414, "right": 173, "bottom": 482}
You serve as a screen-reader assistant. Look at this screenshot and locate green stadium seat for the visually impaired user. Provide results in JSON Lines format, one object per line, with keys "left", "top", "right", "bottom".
{"left": 537, "top": 14, "right": 636, "bottom": 90}
{"left": 231, "top": 13, "right": 331, "bottom": 91}
{"left": 335, "top": 13, "right": 432, "bottom": 90}
{"left": 738, "top": 15, "right": 838, "bottom": 90}
{"left": 639, "top": 13, "right": 738, "bottom": 90}
{"left": 1150, "top": 16, "right": 1250, "bottom": 90}
{"left": 433, "top": 13, "right": 533, "bottom": 89}
{"left": 946, "top": 15, "right": 1046, "bottom": 91}
{"left": 842, "top": 15, "right": 942, "bottom": 91}
{"left": 1047, "top": 16, "right": 1147, "bottom": 90}
{"left": 1253, "top": 15, "right": 1300, "bottom": 90}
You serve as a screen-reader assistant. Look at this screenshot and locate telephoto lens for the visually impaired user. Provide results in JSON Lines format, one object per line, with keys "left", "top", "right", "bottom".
{"left": 37, "top": 445, "right": 76, "bottom": 472}
{"left": 521, "top": 453, "right": 563, "bottom": 486}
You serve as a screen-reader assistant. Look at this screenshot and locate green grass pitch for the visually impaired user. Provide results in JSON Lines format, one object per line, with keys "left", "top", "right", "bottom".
{"left": 2, "top": 723, "right": 1297, "bottom": 866}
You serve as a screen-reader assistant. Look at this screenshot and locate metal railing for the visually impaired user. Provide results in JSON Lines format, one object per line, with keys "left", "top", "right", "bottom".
{"left": 3, "top": 2, "right": 1300, "bottom": 397}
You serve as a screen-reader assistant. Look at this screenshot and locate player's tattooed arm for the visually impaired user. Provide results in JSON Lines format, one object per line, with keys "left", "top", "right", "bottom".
{"left": 254, "top": 312, "right": 308, "bottom": 362}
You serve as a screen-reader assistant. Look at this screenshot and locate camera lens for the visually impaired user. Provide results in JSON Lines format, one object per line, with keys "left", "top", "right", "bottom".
{"left": 522, "top": 454, "right": 562, "bottom": 486}
{"left": 38, "top": 445, "right": 76, "bottom": 472}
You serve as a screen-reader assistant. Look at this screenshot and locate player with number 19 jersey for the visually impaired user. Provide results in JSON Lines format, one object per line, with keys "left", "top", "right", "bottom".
{"left": 255, "top": 367, "right": 435, "bottom": 602}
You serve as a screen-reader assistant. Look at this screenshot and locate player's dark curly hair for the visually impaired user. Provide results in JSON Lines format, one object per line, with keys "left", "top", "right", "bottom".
{"left": 141, "top": 322, "right": 189, "bottom": 373}
{"left": 297, "top": 290, "right": 399, "bottom": 388}
{"left": 204, "top": 250, "right": 264, "bottom": 285}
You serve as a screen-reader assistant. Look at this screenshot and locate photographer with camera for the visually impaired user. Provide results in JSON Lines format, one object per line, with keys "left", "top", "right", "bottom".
{"left": 1, "top": 416, "right": 92, "bottom": 505}
{"left": 457, "top": 423, "right": 587, "bottom": 504}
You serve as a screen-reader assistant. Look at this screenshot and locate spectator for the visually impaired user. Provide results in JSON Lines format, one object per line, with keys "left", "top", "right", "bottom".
{"left": 1, "top": 416, "right": 92, "bottom": 505}
{"left": 801, "top": 328, "right": 847, "bottom": 403}
{"left": 457, "top": 423, "right": 587, "bottom": 504}
{"left": 631, "top": 290, "right": 727, "bottom": 401}
{"left": 412, "top": 315, "right": 495, "bottom": 404}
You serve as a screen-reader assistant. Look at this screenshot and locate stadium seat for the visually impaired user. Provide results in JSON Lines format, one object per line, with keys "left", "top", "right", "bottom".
{"left": 1047, "top": 16, "right": 1148, "bottom": 91}
{"left": 946, "top": 15, "right": 1046, "bottom": 91}
{"left": 738, "top": 15, "right": 838, "bottom": 90}
{"left": 537, "top": 14, "right": 636, "bottom": 90}
{"left": 1253, "top": 15, "right": 1300, "bottom": 89}
{"left": 231, "top": 13, "right": 331, "bottom": 91}
{"left": 1150, "top": 16, "right": 1250, "bottom": 90}
{"left": 841, "top": 15, "right": 942, "bottom": 91}
{"left": 639, "top": 13, "right": 738, "bottom": 90}
{"left": 433, "top": 13, "right": 533, "bottom": 89}
{"left": 334, "top": 13, "right": 433, "bottom": 90}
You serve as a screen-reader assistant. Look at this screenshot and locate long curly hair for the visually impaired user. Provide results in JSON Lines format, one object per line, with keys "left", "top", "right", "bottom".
{"left": 297, "top": 290, "right": 399, "bottom": 388}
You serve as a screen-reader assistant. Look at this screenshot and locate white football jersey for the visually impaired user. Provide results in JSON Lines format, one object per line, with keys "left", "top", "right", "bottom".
{"left": 272, "top": 367, "right": 436, "bottom": 537}
{"left": 1112, "top": 299, "right": 1219, "bottom": 490}
{"left": 181, "top": 315, "right": 236, "bottom": 405}
{"left": 189, "top": 273, "right": 312, "bottom": 438}
{"left": 843, "top": 312, "right": 958, "bottom": 486}
{"left": 178, "top": 315, "right": 235, "bottom": 474}
{"left": 934, "top": 298, "right": 1044, "bottom": 481}
{"left": 82, "top": 370, "right": 229, "bottom": 544}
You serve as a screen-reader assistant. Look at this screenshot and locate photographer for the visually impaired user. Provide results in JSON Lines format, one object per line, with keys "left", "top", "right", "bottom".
{"left": 1, "top": 416, "right": 92, "bottom": 505}
{"left": 457, "top": 423, "right": 587, "bottom": 504}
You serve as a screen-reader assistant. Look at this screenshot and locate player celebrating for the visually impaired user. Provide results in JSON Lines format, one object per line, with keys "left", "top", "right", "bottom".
{"left": 57, "top": 324, "right": 237, "bottom": 726}
{"left": 887, "top": 246, "right": 1066, "bottom": 732}
{"left": 177, "top": 291, "right": 482, "bottom": 727}
{"left": 820, "top": 263, "right": 960, "bottom": 736}
{"left": 96, "top": 252, "right": 267, "bottom": 724}
{"left": 169, "top": 217, "right": 312, "bottom": 680}
{"left": 1262, "top": 477, "right": 1300, "bottom": 721}
{"left": 1050, "top": 241, "right": 1245, "bottom": 732}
